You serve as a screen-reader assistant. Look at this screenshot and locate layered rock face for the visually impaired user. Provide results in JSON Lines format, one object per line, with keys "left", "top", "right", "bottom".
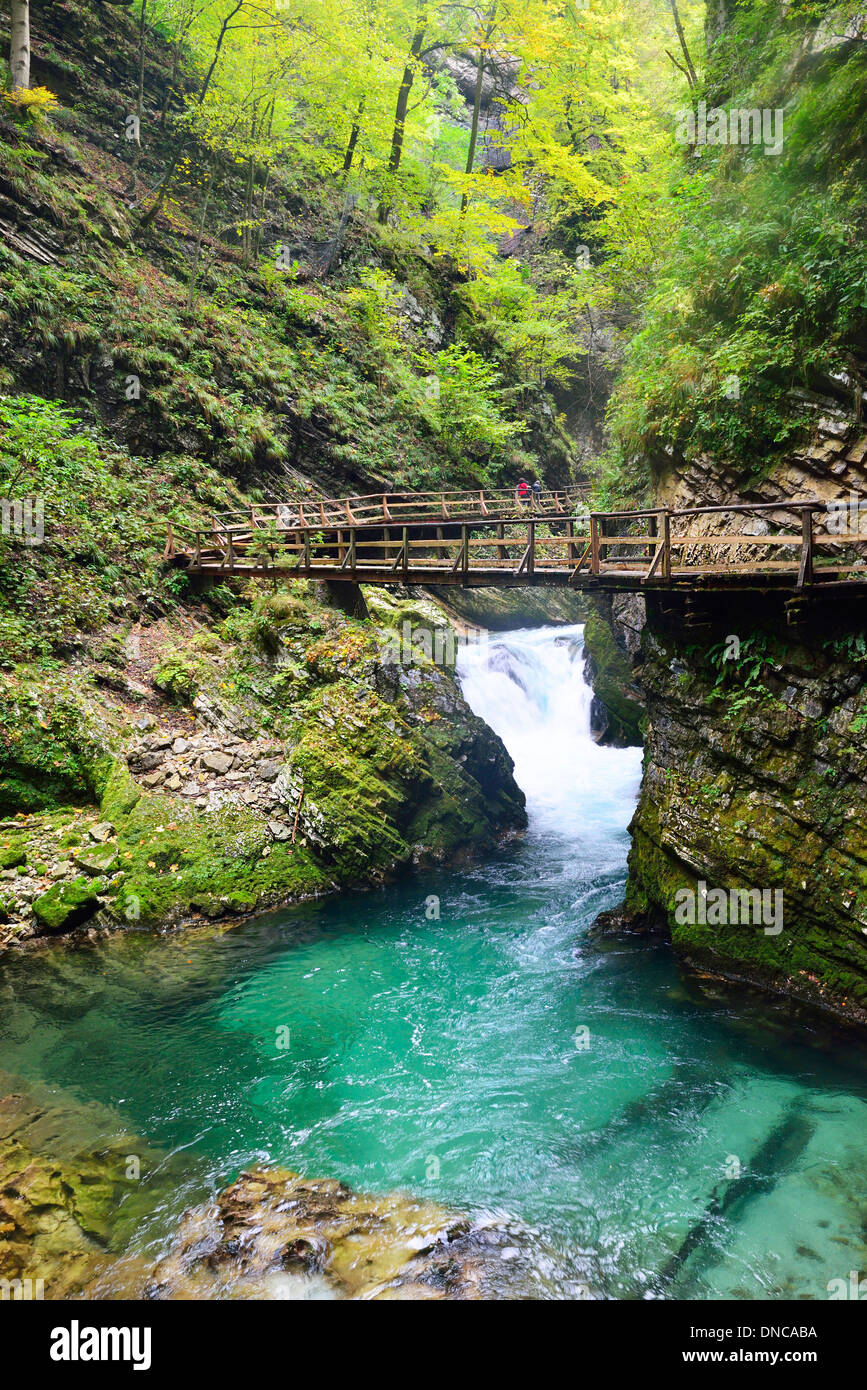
{"left": 582, "top": 594, "right": 644, "bottom": 747}
{"left": 610, "top": 420, "right": 867, "bottom": 1023}
{"left": 626, "top": 592, "right": 867, "bottom": 1024}
{"left": 0, "top": 589, "right": 526, "bottom": 949}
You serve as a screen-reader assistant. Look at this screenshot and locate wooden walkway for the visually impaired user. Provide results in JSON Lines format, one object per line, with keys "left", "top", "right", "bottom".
{"left": 213, "top": 485, "right": 588, "bottom": 530}
{"left": 165, "top": 496, "right": 867, "bottom": 593}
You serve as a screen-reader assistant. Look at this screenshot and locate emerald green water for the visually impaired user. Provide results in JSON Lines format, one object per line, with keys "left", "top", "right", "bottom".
{"left": 1, "top": 626, "right": 865, "bottom": 1298}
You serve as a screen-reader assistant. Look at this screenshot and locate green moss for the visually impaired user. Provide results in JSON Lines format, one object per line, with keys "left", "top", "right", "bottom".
{"left": 0, "top": 837, "right": 26, "bottom": 869}
{"left": 74, "top": 843, "right": 118, "bottom": 876}
{"left": 99, "top": 762, "right": 141, "bottom": 822}
{"left": 32, "top": 875, "right": 101, "bottom": 933}
{"left": 583, "top": 604, "right": 644, "bottom": 746}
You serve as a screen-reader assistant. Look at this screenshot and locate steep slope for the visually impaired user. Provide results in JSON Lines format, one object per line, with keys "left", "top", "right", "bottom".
{"left": 0, "top": 2, "right": 541, "bottom": 949}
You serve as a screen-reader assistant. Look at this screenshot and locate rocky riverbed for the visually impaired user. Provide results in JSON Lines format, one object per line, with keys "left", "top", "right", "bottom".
{"left": 0, "top": 1068, "right": 553, "bottom": 1301}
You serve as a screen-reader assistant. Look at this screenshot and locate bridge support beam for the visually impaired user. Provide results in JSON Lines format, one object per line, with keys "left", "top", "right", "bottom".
{"left": 316, "top": 579, "right": 369, "bottom": 620}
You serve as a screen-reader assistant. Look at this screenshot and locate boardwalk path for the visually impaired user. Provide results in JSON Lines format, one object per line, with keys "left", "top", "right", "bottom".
{"left": 165, "top": 489, "right": 867, "bottom": 593}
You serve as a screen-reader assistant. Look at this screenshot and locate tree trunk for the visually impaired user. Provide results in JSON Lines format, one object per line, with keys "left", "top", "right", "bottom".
{"left": 252, "top": 97, "right": 275, "bottom": 261}
{"left": 669, "top": 0, "right": 698, "bottom": 88}
{"left": 705, "top": 0, "right": 736, "bottom": 46}
{"left": 378, "top": 2, "right": 428, "bottom": 224}
{"left": 187, "top": 161, "right": 216, "bottom": 309}
{"left": 461, "top": 6, "right": 497, "bottom": 213}
{"left": 138, "top": 0, "right": 243, "bottom": 231}
{"left": 160, "top": 44, "right": 180, "bottom": 127}
{"left": 342, "top": 95, "right": 366, "bottom": 177}
{"left": 128, "top": 0, "right": 148, "bottom": 196}
{"left": 10, "top": 0, "right": 30, "bottom": 92}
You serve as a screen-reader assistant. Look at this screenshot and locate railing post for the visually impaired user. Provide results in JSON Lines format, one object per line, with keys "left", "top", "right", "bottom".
{"left": 590, "top": 515, "right": 600, "bottom": 575}
{"left": 527, "top": 519, "right": 535, "bottom": 577}
{"left": 461, "top": 524, "right": 469, "bottom": 579}
{"left": 227, "top": 530, "right": 235, "bottom": 571}
{"left": 566, "top": 517, "right": 575, "bottom": 565}
{"left": 349, "top": 527, "right": 356, "bottom": 570}
{"left": 195, "top": 530, "right": 201, "bottom": 568}
{"left": 402, "top": 526, "right": 409, "bottom": 579}
{"left": 797, "top": 507, "right": 813, "bottom": 588}
{"left": 497, "top": 521, "right": 507, "bottom": 563}
{"left": 662, "top": 510, "right": 671, "bottom": 581}
{"left": 303, "top": 530, "right": 311, "bottom": 570}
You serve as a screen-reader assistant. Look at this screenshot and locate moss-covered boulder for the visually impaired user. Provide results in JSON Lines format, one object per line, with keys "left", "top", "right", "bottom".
{"left": 32, "top": 876, "right": 101, "bottom": 934}
{"left": 73, "top": 843, "right": 119, "bottom": 876}
{"left": 0, "top": 837, "right": 27, "bottom": 870}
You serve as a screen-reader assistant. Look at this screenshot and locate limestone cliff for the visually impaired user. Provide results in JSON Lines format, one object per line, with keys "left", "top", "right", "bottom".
{"left": 600, "top": 420, "right": 867, "bottom": 1025}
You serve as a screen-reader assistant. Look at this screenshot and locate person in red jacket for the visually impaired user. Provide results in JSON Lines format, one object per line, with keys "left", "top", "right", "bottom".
{"left": 516, "top": 478, "right": 530, "bottom": 506}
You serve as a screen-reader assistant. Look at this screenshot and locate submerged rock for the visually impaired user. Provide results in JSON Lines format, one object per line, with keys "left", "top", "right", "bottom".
{"left": 143, "top": 1167, "right": 540, "bottom": 1301}
{"left": 0, "top": 1073, "right": 181, "bottom": 1299}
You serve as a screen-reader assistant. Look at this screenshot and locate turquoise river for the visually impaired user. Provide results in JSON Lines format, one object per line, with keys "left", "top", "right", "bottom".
{"left": 1, "top": 626, "right": 865, "bottom": 1298}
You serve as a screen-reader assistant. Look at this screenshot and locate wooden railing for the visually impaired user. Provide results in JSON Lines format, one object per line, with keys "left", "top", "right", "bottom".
{"left": 164, "top": 499, "right": 867, "bottom": 592}
{"left": 214, "top": 485, "right": 589, "bottom": 531}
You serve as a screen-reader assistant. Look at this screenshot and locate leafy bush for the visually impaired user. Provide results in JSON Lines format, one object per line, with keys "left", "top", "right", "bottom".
{"left": 3, "top": 86, "right": 59, "bottom": 122}
{"left": 429, "top": 344, "right": 524, "bottom": 468}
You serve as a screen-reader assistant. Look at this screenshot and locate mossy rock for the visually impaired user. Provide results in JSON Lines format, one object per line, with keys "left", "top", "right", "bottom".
{"left": 74, "top": 843, "right": 119, "bottom": 877}
{"left": 153, "top": 655, "right": 200, "bottom": 704}
{"left": 99, "top": 762, "right": 141, "bottom": 821}
{"left": 32, "top": 876, "right": 102, "bottom": 934}
{"left": 0, "top": 839, "right": 26, "bottom": 870}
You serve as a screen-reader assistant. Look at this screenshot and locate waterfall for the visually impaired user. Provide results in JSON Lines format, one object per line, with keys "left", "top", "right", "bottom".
{"left": 457, "top": 623, "right": 643, "bottom": 855}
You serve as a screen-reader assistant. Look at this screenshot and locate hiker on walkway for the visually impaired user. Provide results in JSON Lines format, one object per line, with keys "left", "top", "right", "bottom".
{"left": 532, "top": 479, "right": 543, "bottom": 508}
{"left": 516, "top": 478, "right": 530, "bottom": 507}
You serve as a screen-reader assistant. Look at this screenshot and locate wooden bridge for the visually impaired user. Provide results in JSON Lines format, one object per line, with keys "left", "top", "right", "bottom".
{"left": 211, "top": 485, "right": 588, "bottom": 530}
{"left": 164, "top": 492, "right": 867, "bottom": 593}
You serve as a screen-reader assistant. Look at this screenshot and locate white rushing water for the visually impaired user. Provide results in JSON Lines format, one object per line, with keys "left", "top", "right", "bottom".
{"left": 457, "top": 623, "right": 643, "bottom": 853}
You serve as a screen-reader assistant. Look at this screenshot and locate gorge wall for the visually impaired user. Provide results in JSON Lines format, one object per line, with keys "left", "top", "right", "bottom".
{"left": 594, "top": 420, "right": 867, "bottom": 1025}
{"left": 583, "top": 0, "right": 867, "bottom": 1024}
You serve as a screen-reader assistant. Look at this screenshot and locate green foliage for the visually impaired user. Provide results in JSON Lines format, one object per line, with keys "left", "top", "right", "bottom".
{"left": 0, "top": 393, "right": 243, "bottom": 665}
{"left": 152, "top": 653, "right": 201, "bottom": 704}
{"left": 607, "top": 3, "right": 867, "bottom": 480}
{"left": 427, "top": 344, "right": 524, "bottom": 469}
